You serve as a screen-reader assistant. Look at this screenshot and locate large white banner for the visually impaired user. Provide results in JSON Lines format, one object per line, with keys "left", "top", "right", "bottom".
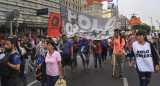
{"left": 60, "top": 4, "right": 117, "bottom": 40}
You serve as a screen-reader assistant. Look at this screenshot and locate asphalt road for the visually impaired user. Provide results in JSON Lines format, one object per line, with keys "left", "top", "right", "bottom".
{"left": 18, "top": 54, "right": 160, "bottom": 86}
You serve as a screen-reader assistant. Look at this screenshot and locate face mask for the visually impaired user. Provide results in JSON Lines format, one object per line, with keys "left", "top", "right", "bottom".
{"left": 5, "top": 48, "right": 12, "bottom": 53}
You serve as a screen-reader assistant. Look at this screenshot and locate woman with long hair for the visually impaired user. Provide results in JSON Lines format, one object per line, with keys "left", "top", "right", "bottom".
{"left": 121, "top": 31, "right": 159, "bottom": 86}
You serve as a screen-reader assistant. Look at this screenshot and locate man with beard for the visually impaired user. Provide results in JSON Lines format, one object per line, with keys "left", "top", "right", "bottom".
{"left": 1, "top": 38, "right": 21, "bottom": 86}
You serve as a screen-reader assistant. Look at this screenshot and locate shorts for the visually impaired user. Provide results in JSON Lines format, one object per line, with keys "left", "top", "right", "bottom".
{"left": 62, "top": 54, "right": 72, "bottom": 67}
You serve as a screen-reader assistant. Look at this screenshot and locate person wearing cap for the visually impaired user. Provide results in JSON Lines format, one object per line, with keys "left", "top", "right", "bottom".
{"left": 111, "top": 29, "right": 125, "bottom": 79}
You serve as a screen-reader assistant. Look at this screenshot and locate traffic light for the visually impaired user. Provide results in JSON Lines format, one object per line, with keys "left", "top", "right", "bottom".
{"left": 36, "top": 8, "right": 48, "bottom": 16}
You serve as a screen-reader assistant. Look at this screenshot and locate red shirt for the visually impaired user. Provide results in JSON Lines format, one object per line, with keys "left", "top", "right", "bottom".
{"left": 112, "top": 37, "right": 125, "bottom": 55}
{"left": 93, "top": 41, "right": 102, "bottom": 53}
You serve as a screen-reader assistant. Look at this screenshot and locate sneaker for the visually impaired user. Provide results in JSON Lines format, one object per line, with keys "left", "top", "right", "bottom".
{"left": 129, "top": 61, "right": 132, "bottom": 67}
{"left": 134, "top": 64, "right": 136, "bottom": 68}
{"left": 119, "top": 75, "right": 123, "bottom": 80}
{"left": 87, "top": 66, "right": 90, "bottom": 69}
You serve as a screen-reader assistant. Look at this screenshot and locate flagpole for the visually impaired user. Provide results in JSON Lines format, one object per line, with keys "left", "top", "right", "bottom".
{"left": 112, "top": 0, "right": 119, "bottom": 78}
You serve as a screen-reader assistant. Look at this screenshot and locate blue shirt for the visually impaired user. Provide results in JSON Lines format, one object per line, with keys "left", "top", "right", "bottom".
{"left": 62, "top": 40, "right": 73, "bottom": 55}
{"left": 79, "top": 40, "right": 90, "bottom": 53}
{"left": 102, "top": 39, "right": 108, "bottom": 48}
{"left": 13, "top": 54, "right": 21, "bottom": 65}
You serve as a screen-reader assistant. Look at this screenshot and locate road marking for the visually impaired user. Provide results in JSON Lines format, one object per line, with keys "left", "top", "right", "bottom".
{"left": 27, "top": 80, "right": 37, "bottom": 86}
{"left": 123, "top": 78, "right": 128, "bottom": 86}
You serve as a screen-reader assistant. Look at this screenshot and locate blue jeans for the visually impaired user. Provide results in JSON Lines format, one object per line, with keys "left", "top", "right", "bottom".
{"left": 73, "top": 52, "right": 78, "bottom": 66}
{"left": 93, "top": 53, "right": 102, "bottom": 68}
{"left": 136, "top": 66, "right": 151, "bottom": 86}
{"left": 46, "top": 75, "right": 59, "bottom": 86}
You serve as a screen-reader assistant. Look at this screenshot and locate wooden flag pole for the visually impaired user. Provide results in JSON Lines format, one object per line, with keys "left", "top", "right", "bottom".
{"left": 112, "top": 22, "right": 117, "bottom": 77}
{"left": 112, "top": 0, "right": 119, "bottom": 78}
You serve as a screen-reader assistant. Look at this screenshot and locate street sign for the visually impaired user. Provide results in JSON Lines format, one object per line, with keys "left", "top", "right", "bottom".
{"left": 36, "top": 8, "right": 48, "bottom": 16}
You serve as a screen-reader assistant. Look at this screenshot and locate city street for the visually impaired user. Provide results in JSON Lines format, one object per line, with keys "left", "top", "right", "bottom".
{"left": 19, "top": 55, "right": 160, "bottom": 86}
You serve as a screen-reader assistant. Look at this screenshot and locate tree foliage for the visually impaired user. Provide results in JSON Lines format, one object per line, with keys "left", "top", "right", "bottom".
{"left": 131, "top": 23, "right": 151, "bottom": 31}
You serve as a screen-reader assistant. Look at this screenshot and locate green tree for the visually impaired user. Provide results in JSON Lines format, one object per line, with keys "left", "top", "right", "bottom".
{"left": 131, "top": 23, "right": 151, "bottom": 31}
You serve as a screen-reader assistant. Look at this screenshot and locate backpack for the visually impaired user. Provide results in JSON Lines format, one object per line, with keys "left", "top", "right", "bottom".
{"left": 102, "top": 40, "right": 108, "bottom": 48}
{"left": 0, "top": 53, "right": 17, "bottom": 76}
{"left": 36, "top": 61, "right": 46, "bottom": 82}
{"left": 93, "top": 41, "right": 99, "bottom": 52}
{"left": 81, "top": 40, "right": 89, "bottom": 54}
{"left": 74, "top": 44, "right": 79, "bottom": 52}
{"left": 36, "top": 53, "right": 47, "bottom": 82}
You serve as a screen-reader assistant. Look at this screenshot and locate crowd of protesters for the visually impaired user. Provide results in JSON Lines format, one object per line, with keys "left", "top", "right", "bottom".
{"left": 0, "top": 29, "right": 159, "bottom": 86}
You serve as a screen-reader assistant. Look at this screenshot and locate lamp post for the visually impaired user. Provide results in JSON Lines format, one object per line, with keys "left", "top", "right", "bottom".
{"left": 149, "top": 17, "right": 153, "bottom": 32}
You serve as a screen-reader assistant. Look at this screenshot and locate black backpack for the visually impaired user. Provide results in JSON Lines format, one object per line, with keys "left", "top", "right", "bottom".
{"left": 0, "top": 53, "right": 17, "bottom": 76}
{"left": 93, "top": 41, "right": 99, "bottom": 52}
{"left": 36, "top": 53, "right": 47, "bottom": 82}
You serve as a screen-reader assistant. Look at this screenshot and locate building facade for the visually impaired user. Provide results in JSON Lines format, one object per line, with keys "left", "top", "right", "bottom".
{"left": 119, "top": 15, "right": 129, "bottom": 31}
{"left": 102, "top": 8, "right": 115, "bottom": 18}
{"left": 60, "top": 0, "right": 83, "bottom": 11}
{"left": 82, "top": 1, "right": 103, "bottom": 18}
{"left": 0, "top": 0, "right": 60, "bottom": 36}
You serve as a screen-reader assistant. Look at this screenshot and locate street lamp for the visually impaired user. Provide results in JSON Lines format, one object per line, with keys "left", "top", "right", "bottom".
{"left": 149, "top": 17, "right": 153, "bottom": 32}
{"left": 156, "top": 20, "right": 160, "bottom": 33}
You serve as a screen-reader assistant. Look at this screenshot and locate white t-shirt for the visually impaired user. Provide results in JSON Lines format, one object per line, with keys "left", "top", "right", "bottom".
{"left": 132, "top": 42, "right": 154, "bottom": 72}
{"left": 147, "top": 33, "right": 154, "bottom": 43}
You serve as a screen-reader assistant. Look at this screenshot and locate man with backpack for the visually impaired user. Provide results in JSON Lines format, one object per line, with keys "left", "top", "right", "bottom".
{"left": 1, "top": 38, "right": 21, "bottom": 86}
{"left": 72, "top": 36, "right": 79, "bottom": 67}
{"left": 22, "top": 35, "right": 33, "bottom": 75}
{"left": 79, "top": 38, "right": 91, "bottom": 70}
{"left": 111, "top": 29, "right": 125, "bottom": 79}
{"left": 92, "top": 40, "right": 102, "bottom": 69}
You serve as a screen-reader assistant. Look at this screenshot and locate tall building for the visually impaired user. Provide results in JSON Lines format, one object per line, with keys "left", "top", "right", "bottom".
{"left": 102, "top": 8, "right": 115, "bottom": 18}
{"left": 0, "top": 0, "right": 60, "bottom": 36}
{"left": 60, "top": 0, "right": 83, "bottom": 11}
{"left": 82, "top": 1, "right": 103, "bottom": 18}
{"left": 119, "top": 15, "right": 129, "bottom": 31}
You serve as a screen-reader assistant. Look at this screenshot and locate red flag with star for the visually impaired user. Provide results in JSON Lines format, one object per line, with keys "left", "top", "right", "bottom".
{"left": 86, "top": 0, "right": 113, "bottom": 4}
{"left": 47, "top": 13, "right": 63, "bottom": 37}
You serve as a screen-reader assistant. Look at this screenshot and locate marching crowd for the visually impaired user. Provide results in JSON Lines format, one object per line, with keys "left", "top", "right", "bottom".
{"left": 0, "top": 29, "right": 159, "bottom": 86}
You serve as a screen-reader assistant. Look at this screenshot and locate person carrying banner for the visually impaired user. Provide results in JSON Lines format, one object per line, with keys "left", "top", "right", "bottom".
{"left": 120, "top": 31, "right": 159, "bottom": 86}
{"left": 101, "top": 39, "right": 108, "bottom": 63}
{"left": 111, "top": 29, "right": 125, "bottom": 79}
{"left": 92, "top": 40, "right": 102, "bottom": 69}
{"left": 79, "top": 38, "right": 91, "bottom": 70}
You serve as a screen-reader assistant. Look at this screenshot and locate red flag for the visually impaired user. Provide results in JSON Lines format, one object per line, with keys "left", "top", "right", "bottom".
{"left": 86, "top": 0, "right": 113, "bottom": 4}
{"left": 129, "top": 17, "right": 142, "bottom": 25}
{"left": 47, "top": 13, "right": 63, "bottom": 37}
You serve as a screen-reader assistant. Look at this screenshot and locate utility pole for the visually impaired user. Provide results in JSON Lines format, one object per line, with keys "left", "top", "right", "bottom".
{"left": 149, "top": 17, "right": 153, "bottom": 32}
{"left": 156, "top": 20, "right": 160, "bottom": 33}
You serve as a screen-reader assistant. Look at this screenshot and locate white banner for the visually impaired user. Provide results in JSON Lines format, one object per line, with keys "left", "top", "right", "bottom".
{"left": 60, "top": 4, "right": 117, "bottom": 40}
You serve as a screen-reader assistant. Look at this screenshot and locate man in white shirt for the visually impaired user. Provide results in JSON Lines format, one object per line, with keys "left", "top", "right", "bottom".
{"left": 146, "top": 30, "right": 154, "bottom": 43}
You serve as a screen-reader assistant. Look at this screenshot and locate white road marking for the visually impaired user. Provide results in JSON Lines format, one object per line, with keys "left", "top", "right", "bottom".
{"left": 123, "top": 78, "right": 129, "bottom": 86}
{"left": 27, "top": 80, "right": 38, "bottom": 86}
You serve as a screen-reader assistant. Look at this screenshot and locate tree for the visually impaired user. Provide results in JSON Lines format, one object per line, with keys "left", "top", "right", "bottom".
{"left": 131, "top": 23, "right": 151, "bottom": 31}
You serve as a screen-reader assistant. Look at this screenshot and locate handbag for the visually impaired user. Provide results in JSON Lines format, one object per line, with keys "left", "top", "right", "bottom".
{"left": 55, "top": 79, "right": 66, "bottom": 86}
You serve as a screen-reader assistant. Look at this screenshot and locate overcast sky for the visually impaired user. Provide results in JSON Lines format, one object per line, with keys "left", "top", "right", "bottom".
{"left": 102, "top": 0, "right": 160, "bottom": 30}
